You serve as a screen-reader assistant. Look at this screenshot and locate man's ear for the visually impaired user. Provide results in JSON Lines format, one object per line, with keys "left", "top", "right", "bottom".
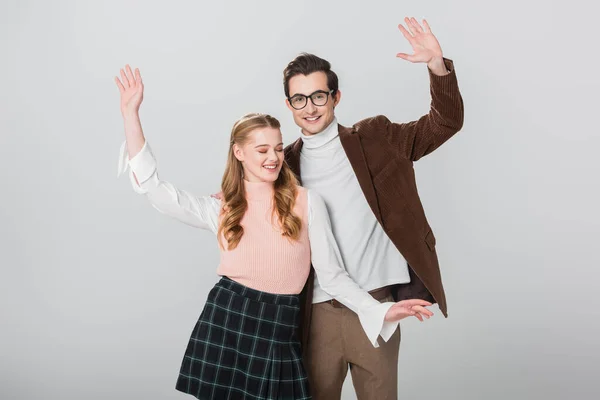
{"left": 285, "top": 98, "right": 294, "bottom": 112}
{"left": 333, "top": 90, "right": 342, "bottom": 107}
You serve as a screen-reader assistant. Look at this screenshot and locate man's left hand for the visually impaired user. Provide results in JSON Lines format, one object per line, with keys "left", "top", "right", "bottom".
{"left": 397, "top": 17, "right": 448, "bottom": 76}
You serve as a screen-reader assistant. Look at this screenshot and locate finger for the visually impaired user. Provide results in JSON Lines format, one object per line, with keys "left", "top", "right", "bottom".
{"left": 397, "top": 24, "right": 417, "bottom": 47}
{"left": 403, "top": 299, "right": 433, "bottom": 307}
{"left": 410, "top": 17, "right": 424, "bottom": 33}
{"left": 416, "top": 311, "right": 431, "bottom": 320}
{"left": 404, "top": 17, "right": 416, "bottom": 36}
{"left": 398, "top": 23, "right": 413, "bottom": 38}
{"left": 114, "top": 77, "right": 125, "bottom": 93}
{"left": 411, "top": 306, "right": 433, "bottom": 317}
{"left": 135, "top": 68, "right": 144, "bottom": 92}
{"left": 396, "top": 53, "right": 417, "bottom": 62}
{"left": 422, "top": 19, "right": 432, "bottom": 33}
{"left": 120, "top": 69, "right": 130, "bottom": 88}
{"left": 413, "top": 312, "right": 424, "bottom": 322}
{"left": 412, "top": 305, "right": 433, "bottom": 315}
{"left": 135, "top": 68, "right": 142, "bottom": 86}
{"left": 126, "top": 64, "right": 136, "bottom": 86}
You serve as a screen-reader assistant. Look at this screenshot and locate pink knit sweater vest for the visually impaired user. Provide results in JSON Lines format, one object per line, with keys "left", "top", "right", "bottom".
{"left": 216, "top": 180, "right": 311, "bottom": 294}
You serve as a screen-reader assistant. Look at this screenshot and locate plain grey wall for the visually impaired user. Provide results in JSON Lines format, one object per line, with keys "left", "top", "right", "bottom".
{"left": 1, "top": 0, "right": 598, "bottom": 399}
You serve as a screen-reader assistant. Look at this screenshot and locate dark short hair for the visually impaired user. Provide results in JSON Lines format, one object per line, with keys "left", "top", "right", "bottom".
{"left": 283, "top": 53, "right": 339, "bottom": 99}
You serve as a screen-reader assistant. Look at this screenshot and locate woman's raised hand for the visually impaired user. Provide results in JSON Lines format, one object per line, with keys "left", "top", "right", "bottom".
{"left": 115, "top": 64, "right": 144, "bottom": 117}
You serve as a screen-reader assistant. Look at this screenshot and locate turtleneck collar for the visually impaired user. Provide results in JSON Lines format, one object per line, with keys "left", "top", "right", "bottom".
{"left": 243, "top": 179, "right": 275, "bottom": 201}
{"left": 300, "top": 117, "right": 339, "bottom": 149}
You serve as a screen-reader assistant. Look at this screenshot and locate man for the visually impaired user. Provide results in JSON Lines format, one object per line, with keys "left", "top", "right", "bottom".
{"left": 283, "top": 17, "right": 464, "bottom": 399}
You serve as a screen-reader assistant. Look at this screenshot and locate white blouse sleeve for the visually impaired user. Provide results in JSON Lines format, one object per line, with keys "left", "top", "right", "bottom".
{"left": 307, "top": 189, "right": 400, "bottom": 348}
{"left": 117, "top": 141, "right": 220, "bottom": 233}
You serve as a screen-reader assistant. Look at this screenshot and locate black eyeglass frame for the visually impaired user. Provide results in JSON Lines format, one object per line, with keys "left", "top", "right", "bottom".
{"left": 287, "top": 89, "right": 336, "bottom": 110}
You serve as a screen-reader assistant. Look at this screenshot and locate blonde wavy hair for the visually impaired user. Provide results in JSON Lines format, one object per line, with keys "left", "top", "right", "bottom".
{"left": 218, "top": 113, "right": 302, "bottom": 250}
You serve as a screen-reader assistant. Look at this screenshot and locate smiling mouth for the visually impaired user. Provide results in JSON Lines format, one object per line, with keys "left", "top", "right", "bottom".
{"left": 304, "top": 116, "right": 321, "bottom": 123}
{"left": 263, "top": 164, "right": 278, "bottom": 170}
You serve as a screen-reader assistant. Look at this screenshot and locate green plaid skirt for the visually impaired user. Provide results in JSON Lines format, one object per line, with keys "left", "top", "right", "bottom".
{"left": 175, "top": 277, "right": 311, "bottom": 399}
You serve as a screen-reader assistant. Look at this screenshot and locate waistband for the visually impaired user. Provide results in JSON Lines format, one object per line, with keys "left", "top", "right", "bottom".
{"left": 218, "top": 276, "right": 300, "bottom": 307}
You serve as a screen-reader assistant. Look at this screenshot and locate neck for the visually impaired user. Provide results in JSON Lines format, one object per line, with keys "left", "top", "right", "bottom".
{"left": 243, "top": 179, "right": 275, "bottom": 201}
{"left": 300, "top": 117, "right": 338, "bottom": 149}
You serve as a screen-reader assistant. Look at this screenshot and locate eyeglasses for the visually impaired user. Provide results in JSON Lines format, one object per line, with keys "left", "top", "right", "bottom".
{"left": 288, "top": 90, "right": 335, "bottom": 110}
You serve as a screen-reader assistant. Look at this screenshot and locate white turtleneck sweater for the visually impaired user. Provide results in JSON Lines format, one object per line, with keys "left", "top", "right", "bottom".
{"left": 299, "top": 118, "right": 411, "bottom": 303}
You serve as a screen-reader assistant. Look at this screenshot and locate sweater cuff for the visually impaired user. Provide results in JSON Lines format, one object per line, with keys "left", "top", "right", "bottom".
{"left": 117, "top": 140, "right": 157, "bottom": 194}
{"left": 357, "top": 301, "right": 396, "bottom": 348}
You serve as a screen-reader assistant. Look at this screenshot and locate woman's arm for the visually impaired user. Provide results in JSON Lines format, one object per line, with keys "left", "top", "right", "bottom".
{"left": 115, "top": 65, "right": 220, "bottom": 232}
{"left": 115, "top": 65, "right": 146, "bottom": 171}
{"left": 307, "top": 189, "right": 433, "bottom": 347}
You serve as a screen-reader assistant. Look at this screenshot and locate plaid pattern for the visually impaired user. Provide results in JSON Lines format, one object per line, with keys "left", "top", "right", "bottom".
{"left": 175, "top": 277, "right": 311, "bottom": 400}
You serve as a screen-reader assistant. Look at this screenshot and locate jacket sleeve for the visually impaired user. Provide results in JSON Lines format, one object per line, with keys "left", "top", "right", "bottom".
{"left": 356, "top": 58, "right": 464, "bottom": 161}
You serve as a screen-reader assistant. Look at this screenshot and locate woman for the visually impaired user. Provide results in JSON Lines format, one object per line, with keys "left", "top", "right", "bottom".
{"left": 115, "top": 65, "right": 433, "bottom": 400}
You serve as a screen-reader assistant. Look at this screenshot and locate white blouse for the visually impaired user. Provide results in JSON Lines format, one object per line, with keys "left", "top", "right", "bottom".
{"left": 118, "top": 141, "right": 400, "bottom": 347}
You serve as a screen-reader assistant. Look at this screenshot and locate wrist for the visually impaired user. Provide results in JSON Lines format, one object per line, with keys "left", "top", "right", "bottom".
{"left": 121, "top": 109, "right": 140, "bottom": 120}
{"left": 427, "top": 56, "right": 448, "bottom": 76}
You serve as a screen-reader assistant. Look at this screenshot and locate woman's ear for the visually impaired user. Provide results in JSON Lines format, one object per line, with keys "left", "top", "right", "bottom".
{"left": 233, "top": 144, "right": 244, "bottom": 162}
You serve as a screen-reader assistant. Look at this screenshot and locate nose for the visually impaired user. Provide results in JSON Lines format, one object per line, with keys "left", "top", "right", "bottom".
{"left": 305, "top": 101, "right": 317, "bottom": 114}
{"left": 267, "top": 149, "right": 279, "bottom": 161}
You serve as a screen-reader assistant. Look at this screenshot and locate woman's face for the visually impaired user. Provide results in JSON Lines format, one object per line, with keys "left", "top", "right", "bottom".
{"left": 234, "top": 127, "right": 284, "bottom": 183}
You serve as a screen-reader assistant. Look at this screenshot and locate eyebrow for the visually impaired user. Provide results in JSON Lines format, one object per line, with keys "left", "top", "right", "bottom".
{"left": 290, "top": 89, "right": 329, "bottom": 97}
{"left": 254, "top": 143, "right": 284, "bottom": 148}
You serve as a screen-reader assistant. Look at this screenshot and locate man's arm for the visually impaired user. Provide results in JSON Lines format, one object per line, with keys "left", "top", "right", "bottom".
{"left": 366, "top": 58, "right": 464, "bottom": 161}
{"left": 359, "top": 18, "right": 465, "bottom": 161}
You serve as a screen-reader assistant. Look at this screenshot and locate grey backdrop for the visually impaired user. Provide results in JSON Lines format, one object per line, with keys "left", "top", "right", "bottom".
{"left": 1, "top": 0, "right": 598, "bottom": 399}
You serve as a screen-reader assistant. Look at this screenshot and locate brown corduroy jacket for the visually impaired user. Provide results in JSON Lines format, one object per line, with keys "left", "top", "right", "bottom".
{"left": 284, "top": 58, "right": 465, "bottom": 350}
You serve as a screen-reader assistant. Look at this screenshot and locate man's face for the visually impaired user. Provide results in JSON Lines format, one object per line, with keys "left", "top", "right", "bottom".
{"left": 286, "top": 71, "right": 341, "bottom": 136}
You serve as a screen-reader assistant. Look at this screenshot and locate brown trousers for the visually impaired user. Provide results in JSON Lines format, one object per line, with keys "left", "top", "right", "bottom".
{"left": 304, "top": 289, "right": 401, "bottom": 400}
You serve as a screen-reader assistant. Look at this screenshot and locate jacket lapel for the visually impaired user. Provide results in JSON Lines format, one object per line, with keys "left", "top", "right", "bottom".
{"left": 338, "top": 124, "right": 383, "bottom": 224}
{"left": 285, "top": 138, "right": 304, "bottom": 185}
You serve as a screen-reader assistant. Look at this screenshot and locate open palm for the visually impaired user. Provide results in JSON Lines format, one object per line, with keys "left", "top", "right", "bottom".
{"left": 397, "top": 17, "right": 443, "bottom": 64}
{"left": 115, "top": 64, "right": 144, "bottom": 116}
